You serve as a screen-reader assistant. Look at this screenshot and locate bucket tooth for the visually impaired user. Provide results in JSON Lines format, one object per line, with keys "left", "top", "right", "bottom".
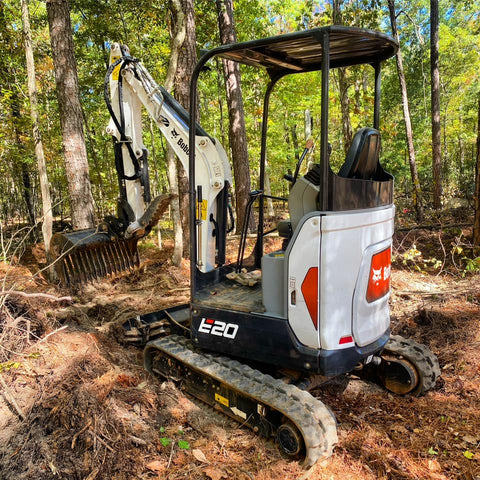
{"left": 88, "top": 248, "right": 99, "bottom": 279}
{"left": 90, "top": 248, "right": 103, "bottom": 279}
{"left": 100, "top": 248, "right": 110, "bottom": 277}
{"left": 77, "top": 250, "right": 90, "bottom": 283}
{"left": 122, "top": 241, "right": 131, "bottom": 269}
{"left": 84, "top": 249, "right": 95, "bottom": 280}
{"left": 119, "top": 241, "right": 132, "bottom": 271}
{"left": 93, "top": 248, "right": 106, "bottom": 278}
{"left": 106, "top": 242, "right": 119, "bottom": 274}
{"left": 80, "top": 249, "right": 92, "bottom": 282}
{"left": 58, "top": 258, "right": 68, "bottom": 285}
{"left": 102, "top": 245, "right": 115, "bottom": 276}
{"left": 69, "top": 251, "right": 81, "bottom": 284}
{"left": 127, "top": 239, "right": 140, "bottom": 267}
{"left": 64, "top": 254, "right": 76, "bottom": 284}
{"left": 114, "top": 241, "right": 127, "bottom": 272}
{"left": 103, "top": 247, "right": 114, "bottom": 276}
{"left": 123, "top": 241, "right": 134, "bottom": 270}
{"left": 116, "top": 242, "right": 128, "bottom": 270}
{"left": 92, "top": 250, "right": 102, "bottom": 280}
{"left": 82, "top": 249, "right": 94, "bottom": 282}
{"left": 123, "top": 242, "right": 133, "bottom": 270}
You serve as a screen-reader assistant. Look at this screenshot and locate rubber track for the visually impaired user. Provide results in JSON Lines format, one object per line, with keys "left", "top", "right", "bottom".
{"left": 384, "top": 335, "right": 441, "bottom": 395}
{"left": 145, "top": 335, "right": 338, "bottom": 467}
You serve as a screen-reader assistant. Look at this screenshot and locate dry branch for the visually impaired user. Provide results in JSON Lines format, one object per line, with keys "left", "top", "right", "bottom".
{"left": 35, "top": 325, "right": 68, "bottom": 345}
{"left": 0, "top": 290, "right": 72, "bottom": 302}
{"left": 88, "top": 430, "right": 114, "bottom": 452}
{"left": 396, "top": 222, "right": 471, "bottom": 232}
{"left": 0, "top": 372, "right": 25, "bottom": 420}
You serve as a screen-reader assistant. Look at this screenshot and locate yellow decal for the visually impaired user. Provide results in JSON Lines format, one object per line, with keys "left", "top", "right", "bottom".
{"left": 214, "top": 393, "right": 229, "bottom": 407}
{"left": 198, "top": 200, "right": 207, "bottom": 221}
{"left": 111, "top": 56, "right": 121, "bottom": 81}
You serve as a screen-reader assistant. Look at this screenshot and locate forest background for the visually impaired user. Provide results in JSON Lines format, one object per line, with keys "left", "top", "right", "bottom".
{"left": 1, "top": 0, "right": 479, "bottom": 266}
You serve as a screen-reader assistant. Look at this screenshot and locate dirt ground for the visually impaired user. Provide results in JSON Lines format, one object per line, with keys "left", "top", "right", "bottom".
{"left": 0, "top": 223, "right": 479, "bottom": 480}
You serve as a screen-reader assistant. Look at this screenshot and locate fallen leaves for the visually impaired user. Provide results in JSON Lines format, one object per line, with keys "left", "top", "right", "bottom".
{"left": 203, "top": 466, "right": 226, "bottom": 480}
{"left": 145, "top": 460, "right": 165, "bottom": 474}
{"left": 462, "top": 434, "right": 479, "bottom": 445}
{"left": 463, "top": 450, "right": 474, "bottom": 460}
{"left": 192, "top": 448, "right": 209, "bottom": 463}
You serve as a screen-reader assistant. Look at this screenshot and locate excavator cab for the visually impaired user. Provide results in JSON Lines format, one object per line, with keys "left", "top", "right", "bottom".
{"left": 183, "top": 27, "right": 396, "bottom": 374}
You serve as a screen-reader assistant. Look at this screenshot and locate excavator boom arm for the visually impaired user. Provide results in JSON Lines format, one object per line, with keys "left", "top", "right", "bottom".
{"left": 106, "top": 43, "right": 232, "bottom": 272}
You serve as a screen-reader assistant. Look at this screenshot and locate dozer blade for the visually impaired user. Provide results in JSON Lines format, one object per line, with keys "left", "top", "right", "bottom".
{"left": 50, "top": 229, "right": 139, "bottom": 285}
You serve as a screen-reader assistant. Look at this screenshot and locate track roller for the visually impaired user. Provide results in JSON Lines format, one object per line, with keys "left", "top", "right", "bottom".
{"left": 277, "top": 421, "right": 305, "bottom": 458}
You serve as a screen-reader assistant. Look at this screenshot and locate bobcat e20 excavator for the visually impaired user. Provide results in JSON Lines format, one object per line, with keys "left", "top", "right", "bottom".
{"left": 61, "top": 26, "right": 441, "bottom": 467}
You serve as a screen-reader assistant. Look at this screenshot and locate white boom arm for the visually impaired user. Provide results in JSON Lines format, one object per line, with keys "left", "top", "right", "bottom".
{"left": 106, "top": 43, "right": 232, "bottom": 273}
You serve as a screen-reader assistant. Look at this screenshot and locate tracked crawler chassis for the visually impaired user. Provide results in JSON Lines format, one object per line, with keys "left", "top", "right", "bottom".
{"left": 113, "top": 26, "right": 441, "bottom": 466}
{"left": 126, "top": 309, "right": 439, "bottom": 465}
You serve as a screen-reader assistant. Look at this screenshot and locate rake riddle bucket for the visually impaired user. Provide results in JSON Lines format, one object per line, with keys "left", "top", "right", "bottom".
{"left": 50, "top": 229, "right": 140, "bottom": 285}
{"left": 50, "top": 194, "right": 174, "bottom": 285}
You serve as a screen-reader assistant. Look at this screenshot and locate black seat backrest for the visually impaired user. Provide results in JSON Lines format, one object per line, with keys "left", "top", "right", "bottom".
{"left": 338, "top": 127, "right": 381, "bottom": 180}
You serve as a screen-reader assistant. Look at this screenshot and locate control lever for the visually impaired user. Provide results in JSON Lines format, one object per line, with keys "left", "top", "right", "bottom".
{"left": 291, "top": 138, "right": 314, "bottom": 186}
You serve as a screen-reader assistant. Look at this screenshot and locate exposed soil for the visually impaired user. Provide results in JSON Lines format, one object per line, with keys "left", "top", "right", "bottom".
{"left": 0, "top": 225, "right": 479, "bottom": 480}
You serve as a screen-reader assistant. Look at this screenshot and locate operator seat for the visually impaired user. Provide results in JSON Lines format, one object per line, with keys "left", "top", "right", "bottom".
{"left": 338, "top": 127, "right": 381, "bottom": 180}
{"left": 279, "top": 127, "right": 382, "bottom": 245}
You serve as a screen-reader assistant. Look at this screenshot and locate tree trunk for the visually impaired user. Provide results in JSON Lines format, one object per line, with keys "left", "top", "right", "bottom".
{"left": 174, "top": 0, "right": 196, "bottom": 257}
{"left": 290, "top": 124, "right": 300, "bottom": 163}
{"left": 215, "top": 58, "right": 228, "bottom": 149}
{"left": 333, "top": 0, "right": 353, "bottom": 154}
{"left": 82, "top": 107, "right": 105, "bottom": 216}
{"left": 388, "top": 0, "right": 424, "bottom": 222}
{"left": 430, "top": 0, "right": 442, "bottom": 209}
{"left": 264, "top": 159, "right": 275, "bottom": 218}
{"left": 216, "top": 0, "right": 254, "bottom": 234}
{"left": 473, "top": 95, "right": 480, "bottom": 245}
{"left": 46, "top": 0, "right": 96, "bottom": 229}
{"left": 22, "top": 0, "right": 54, "bottom": 261}
{"left": 165, "top": 0, "right": 187, "bottom": 266}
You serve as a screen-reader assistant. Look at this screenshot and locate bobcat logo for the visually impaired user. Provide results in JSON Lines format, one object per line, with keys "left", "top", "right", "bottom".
{"left": 372, "top": 267, "right": 382, "bottom": 284}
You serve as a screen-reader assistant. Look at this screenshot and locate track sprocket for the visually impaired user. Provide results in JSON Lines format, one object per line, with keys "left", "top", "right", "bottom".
{"left": 381, "top": 335, "right": 441, "bottom": 396}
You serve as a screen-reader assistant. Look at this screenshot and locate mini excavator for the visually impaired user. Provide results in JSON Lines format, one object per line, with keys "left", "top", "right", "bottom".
{"left": 58, "top": 27, "right": 441, "bottom": 467}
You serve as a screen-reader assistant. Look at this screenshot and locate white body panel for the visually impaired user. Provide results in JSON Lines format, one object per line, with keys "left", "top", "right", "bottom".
{"left": 286, "top": 216, "right": 322, "bottom": 348}
{"left": 352, "top": 238, "right": 392, "bottom": 346}
{"left": 287, "top": 206, "right": 394, "bottom": 350}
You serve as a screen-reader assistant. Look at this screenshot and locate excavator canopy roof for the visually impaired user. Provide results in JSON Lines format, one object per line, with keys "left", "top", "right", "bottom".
{"left": 213, "top": 26, "right": 397, "bottom": 76}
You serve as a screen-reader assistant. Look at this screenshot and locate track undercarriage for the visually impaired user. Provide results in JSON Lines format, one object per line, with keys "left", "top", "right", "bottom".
{"left": 124, "top": 311, "right": 440, "bottom": 467}
{"left": 145, "top": 335, "right": 337, "bottom": 466}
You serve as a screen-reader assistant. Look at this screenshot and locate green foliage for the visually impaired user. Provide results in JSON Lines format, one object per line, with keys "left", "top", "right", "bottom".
{"left": 461, "top": 256, "right": 480, "bottom": 276}
{"left": 158, "top": 427, "right": 190, "bottom": 450}
{"left": 0, "top": 361, "right": 21, "bottom": 373}
{"left": 160, "top": 437, "right": 171, "bottom": 447}
{"left": 177, "top": 440, "right": 190, "bottom": 449}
